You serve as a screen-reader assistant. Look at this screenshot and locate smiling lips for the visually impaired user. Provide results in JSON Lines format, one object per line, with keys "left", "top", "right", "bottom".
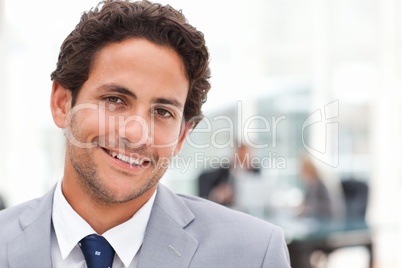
{"left": 105, "top": 149, "right": 151, "bottom": 167}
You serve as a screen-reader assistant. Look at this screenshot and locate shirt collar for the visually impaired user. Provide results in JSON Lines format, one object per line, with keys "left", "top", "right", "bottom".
{"left": 52, "top": 178, "right": 156, "bottom": 267}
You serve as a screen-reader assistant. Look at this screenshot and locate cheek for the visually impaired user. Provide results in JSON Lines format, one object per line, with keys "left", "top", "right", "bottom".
{"left": 70, "top": 108, "right": 102, "bottom": 140}
{"left": 152, "top": 123, "right": 183, "bottom": 148}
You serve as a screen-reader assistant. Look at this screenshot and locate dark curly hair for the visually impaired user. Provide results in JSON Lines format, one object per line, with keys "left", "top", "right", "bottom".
{"left": 50, "top": 0, "right": 210, "bottom": 127}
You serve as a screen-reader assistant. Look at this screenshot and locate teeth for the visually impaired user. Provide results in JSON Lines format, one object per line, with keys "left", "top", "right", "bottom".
{"left": 107, "top": 150, "right": 144, "bottom": 165}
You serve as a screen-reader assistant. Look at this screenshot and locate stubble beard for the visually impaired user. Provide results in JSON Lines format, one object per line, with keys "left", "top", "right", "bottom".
{"left": 67, "top": 142, "right": 171, "bottom": 206}
{"left": 66, "top": 124, "right": 172, "bottom": 206}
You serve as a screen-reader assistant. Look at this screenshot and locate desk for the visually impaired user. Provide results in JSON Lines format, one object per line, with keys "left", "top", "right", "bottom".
{"left": 264, "top": 214, "right": 373, "bottom": 268}
{"left": 309, "top": 222, "right": 373, "bottom": 268}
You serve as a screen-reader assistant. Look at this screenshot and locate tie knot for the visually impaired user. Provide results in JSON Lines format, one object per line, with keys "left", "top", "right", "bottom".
{"left": 79, "top": 234, "right": 115, "bottom": 268}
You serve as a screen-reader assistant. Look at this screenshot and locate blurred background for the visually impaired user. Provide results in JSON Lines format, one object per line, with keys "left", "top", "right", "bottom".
{"left": 0, "top": 0, "right": 401, "bottom": 267}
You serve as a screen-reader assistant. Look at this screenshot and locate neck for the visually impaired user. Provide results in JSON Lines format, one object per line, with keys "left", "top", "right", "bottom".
{"left": 61, "top": 176, "right": 155, "bottom": 234}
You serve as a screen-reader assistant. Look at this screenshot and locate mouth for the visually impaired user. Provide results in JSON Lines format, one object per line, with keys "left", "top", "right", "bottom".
{"left": 103, "top": 148, "right": 151, "bottom": 167}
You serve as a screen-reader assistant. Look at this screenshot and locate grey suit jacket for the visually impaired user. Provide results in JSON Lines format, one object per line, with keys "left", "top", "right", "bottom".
{"left": 0, "top": 183, "right": 290, "bottom": 267}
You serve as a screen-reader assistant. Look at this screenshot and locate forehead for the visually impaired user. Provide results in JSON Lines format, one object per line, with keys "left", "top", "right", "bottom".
{"left": 94, "top": 38, "right": 186, "bottom": 75}
{"left": 80, "top": 38, "right": 189, "bottom": 101}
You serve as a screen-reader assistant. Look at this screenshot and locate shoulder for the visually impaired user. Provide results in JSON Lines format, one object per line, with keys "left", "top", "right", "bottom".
{"left": 0, "top": 188, "right": 54, "bottom": 240}
{"left": 0, "top": 197, "right": 41, "bottom": 235}
{"left": 175, "top": 193, "right": 290, "bottom": 267}
{"left": 157, "top": 183, "right": 282, "bottom": 236}
{"left": 0, "top": 198, "right": 43, "bottom": 263}
{"left": 179, "top": 193, "right": 280, "bottom": 232}
{"left": 0, "top": 197, "right": 39, "bottom": 221}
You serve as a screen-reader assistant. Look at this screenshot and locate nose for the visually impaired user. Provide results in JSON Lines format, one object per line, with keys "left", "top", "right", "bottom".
{"left": 118, "top": 114, "right": 152, "bottom": 148}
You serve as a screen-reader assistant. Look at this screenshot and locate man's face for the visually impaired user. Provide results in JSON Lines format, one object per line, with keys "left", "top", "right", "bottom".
{"left": 55, "top": 38, "right": 190, "bottom": 204}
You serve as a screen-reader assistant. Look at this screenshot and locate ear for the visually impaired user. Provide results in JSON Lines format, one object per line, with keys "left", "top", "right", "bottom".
{"left": 50, "top": 81, "right": 72, "bottom": 129}
{"left": 173, "top": 122, "right": 192, "bottom": 155}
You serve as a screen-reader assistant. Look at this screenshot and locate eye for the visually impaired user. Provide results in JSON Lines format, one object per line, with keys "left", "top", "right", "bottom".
{"left": 106, "top": 96, "right": 124, "bottom": 104}
{"left": 154, "top": 108, "right": 173, "bottom": 118}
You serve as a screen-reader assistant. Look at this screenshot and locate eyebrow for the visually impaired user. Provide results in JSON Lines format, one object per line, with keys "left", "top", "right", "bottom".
{"left": 98, "top": 84, "right": 137, "bottom": 99}
{"left": 152, "top": 97, "right": 184, "bottom": 110}
{"left": 98, "top": 83, "right": 184, "bottom": 110}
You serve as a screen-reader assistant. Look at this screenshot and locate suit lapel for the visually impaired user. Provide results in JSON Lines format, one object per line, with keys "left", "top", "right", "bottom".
{"left": 6, "top": 184, "right": 198, "bottom": 267}
{"left": 138, "top": 184, "right": 199, "bottom": 268}
{"left": 7, "top": 187, "right": 55, "bottom": 268}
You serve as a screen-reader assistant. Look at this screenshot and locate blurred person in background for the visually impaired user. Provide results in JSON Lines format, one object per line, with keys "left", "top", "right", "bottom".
{"left": 0, "top": 1, "right": 290, "bottom": 267}
{"left": 288, "top": 154, "right": 338, "bottom": 268}
{"left": 0, "top": 194, "right": 5, "bottom": 210}
{"left": 197, "top": 142, "right": 260, "bottom": 207}
{"left": 297, "top": 155, "right": 333, "bottom": 221}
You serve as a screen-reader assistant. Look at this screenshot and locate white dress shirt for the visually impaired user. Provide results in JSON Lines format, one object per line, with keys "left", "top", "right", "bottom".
{"left": 51, "top": 179, "right": 156, "bottom": 268}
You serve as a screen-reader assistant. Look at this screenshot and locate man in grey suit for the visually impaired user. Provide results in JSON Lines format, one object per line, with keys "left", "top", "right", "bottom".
{"left": 0, "top": 1, "right": 290, "bottom": 267}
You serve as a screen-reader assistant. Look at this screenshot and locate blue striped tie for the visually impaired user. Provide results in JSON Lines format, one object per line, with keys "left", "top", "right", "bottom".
{"left": 79, "top": 234, "right": 115, "bottom": 268}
